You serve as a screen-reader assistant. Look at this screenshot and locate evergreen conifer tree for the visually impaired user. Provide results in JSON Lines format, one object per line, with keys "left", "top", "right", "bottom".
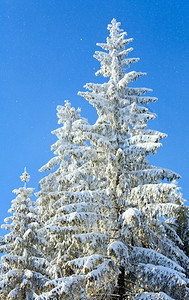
{"left": 36, "top": 19, "right": 189, "bottom": 299}
{"left": 36, "top": 100, "right": 122, "bottom": 299}
{"left": 76, "top": 18, "right": 189, "bottom": 299}
{"left": 0, "top": 169, "right": 51, "bottom": 299}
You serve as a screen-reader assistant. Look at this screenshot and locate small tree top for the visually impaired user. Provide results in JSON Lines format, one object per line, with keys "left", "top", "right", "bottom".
{"left": 20, "top": 167, "right": 30, "bottom": 187}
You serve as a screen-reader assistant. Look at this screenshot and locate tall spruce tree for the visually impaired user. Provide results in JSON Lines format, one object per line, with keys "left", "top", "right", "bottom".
{"left": 77, "top": 19, "right": 189, "bottom": 299}
{"left": 36, "top": 19, "right": 189, "bottom": 300}
{"left": 36, "top": 102, "right": 109, "bottom": 299}
{"left": 0, "top": 169, "right": 51, "bottom": 299}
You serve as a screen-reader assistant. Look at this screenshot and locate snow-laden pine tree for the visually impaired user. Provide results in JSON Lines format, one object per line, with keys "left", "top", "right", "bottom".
{"left": 36, "top": 100, "right": 124, "bottom": 299}
{"left": 36, "top": 101, "right": 93, "bottom": 267}
{"left": 0, "top": 169, "right": 51, "bottom": 299}
{"left": 76, "top": 18, "right": 189, "bottom": 299}
{"left": 36, "top": 19, "right": 189, "bottom": 300}
{"left": 35, "top": 101, "right": 110, "bottom": 299}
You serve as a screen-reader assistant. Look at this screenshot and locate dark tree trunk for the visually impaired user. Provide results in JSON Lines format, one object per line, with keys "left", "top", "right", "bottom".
{"left": 117, "top": 266, "right": 125, "bottom": 300}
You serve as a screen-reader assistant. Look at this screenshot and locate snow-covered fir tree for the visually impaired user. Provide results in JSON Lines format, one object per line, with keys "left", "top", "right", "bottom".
{"left": 77, "top": 18, "right": 189, "bottom": 299}
{"left": 36, "top": 99, "right": 125, "bottom": 299}
{"left": 0, "top": 169, "right": 51, "bottom": 299}
{"left": 35, "top": 19, "right": 189, "bottom": 300}
{"left": 35, "top": 101, "right": 109, "bottom": 299}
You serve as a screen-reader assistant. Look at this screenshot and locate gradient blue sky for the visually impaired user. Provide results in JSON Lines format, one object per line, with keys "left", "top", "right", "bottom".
{"left": 0, "top": 0, "right": 188, "bottom": 230}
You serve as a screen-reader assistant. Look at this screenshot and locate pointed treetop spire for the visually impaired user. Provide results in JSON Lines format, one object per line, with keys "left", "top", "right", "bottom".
{"left": 91, "top": 18, "right": 136, "bottom": 81}
{"left": 20, "top": 167, "right": 30, "bottom": 187}
{"left": 107, "top": 18, "right": 125, "bottom": 38}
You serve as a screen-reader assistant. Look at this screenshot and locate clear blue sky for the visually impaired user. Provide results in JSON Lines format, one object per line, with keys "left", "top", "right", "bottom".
{"left": 0, "top": 0, "right": 188, "bottom": 229}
